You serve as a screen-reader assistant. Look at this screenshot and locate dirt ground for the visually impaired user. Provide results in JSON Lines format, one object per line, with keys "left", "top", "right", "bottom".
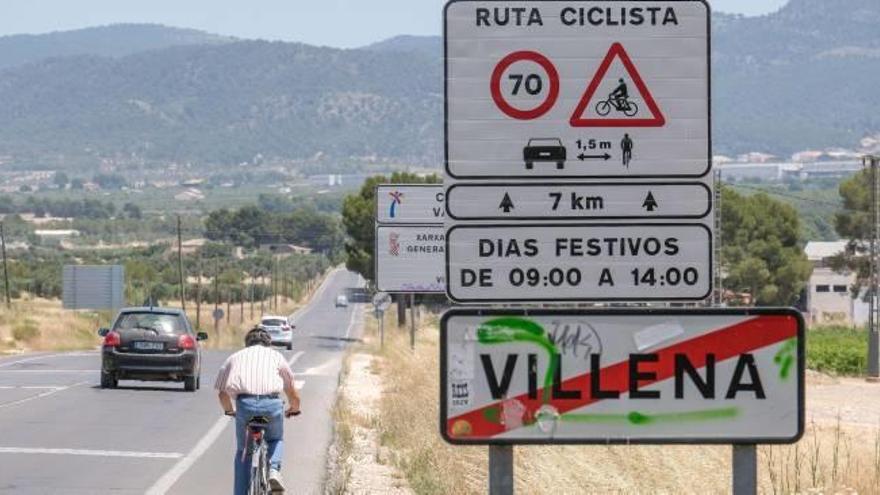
{"left": 806, "top": 370, "right": 880, "bottom": 428}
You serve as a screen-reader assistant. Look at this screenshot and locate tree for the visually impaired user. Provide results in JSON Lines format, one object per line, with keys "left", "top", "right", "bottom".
{"left": 341, "top": 172, "right": 441, "bottom": 283}
{"left": 53, "top": 172, "right": 69, "bottom": 189}
{"left": 123, "top": 203, "right": 143, "bottom": 220}
{"left": 829, "top": 168, "right": 872, "bottom": 292}
{"left": 721, "top": 187, "right": 811, "bottom": 306}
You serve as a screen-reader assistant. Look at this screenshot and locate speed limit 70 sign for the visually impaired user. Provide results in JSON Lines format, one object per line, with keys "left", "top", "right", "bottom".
{"left": 444, "top": 0, "right": 710, "bottom": 179}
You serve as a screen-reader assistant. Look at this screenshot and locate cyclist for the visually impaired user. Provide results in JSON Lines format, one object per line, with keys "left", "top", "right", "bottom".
{"left": 216, "top": 326, "right": 301, "bottom": 494}
{"left": 609, "top": 78, "right": 629, "bottom": 111}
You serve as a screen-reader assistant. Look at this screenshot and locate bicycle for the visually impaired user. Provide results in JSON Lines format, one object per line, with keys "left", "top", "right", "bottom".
{"left": 227, "top": 410, "right": 300, "bottom": 495}
{"left": 595, "top": 97, "right": 638, "bottom": 117}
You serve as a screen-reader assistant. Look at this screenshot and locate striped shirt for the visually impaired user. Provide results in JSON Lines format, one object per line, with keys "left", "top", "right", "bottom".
{"left": 214, "top": 345, "right": 296, "bottom": 399}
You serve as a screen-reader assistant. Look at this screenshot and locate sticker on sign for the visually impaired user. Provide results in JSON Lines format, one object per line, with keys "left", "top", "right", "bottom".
{"left": 446, "top": 223, "right": 711, "bottom": 302}
{"left": 444, "top": 0, "right": 710, "bottom": 179}
{"left": 441, "top": 308, "right": 804, "bottom": 444}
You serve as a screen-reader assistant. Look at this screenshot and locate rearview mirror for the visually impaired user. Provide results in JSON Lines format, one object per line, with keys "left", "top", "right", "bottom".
{"left": 197, "top": 332, "right": 209, "bottom": 341}
{"left": 97, "top": 328, "right": 109, "bottom": 337}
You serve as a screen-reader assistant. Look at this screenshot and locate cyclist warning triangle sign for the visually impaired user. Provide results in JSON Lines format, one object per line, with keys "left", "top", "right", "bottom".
{"left": 570, "top": 43, "right": 665, "bottom": 128}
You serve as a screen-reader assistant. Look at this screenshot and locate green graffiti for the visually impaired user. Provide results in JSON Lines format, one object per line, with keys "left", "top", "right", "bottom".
{"left": 773, "top": 338, "right": 797, "bottom": 380}
{"left": 477, "top": 317, "right": 560, "bottom": 403}
{"left": 559, "top": 407, "right": 740, "bottom": 426}
{"left": 483, "top": 406, "right": 501, "bottom": 424}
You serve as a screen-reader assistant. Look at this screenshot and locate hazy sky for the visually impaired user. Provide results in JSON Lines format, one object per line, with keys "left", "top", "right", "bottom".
{"left": 0, "top": 0, "right": 790, "bottom": 48}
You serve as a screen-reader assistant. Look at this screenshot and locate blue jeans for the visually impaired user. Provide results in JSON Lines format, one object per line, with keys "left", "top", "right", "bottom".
{"left": 234, "top": 395, "right": 284, "bottom": 495}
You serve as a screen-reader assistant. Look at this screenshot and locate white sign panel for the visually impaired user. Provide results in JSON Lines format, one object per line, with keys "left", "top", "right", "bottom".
{"left": 441, "top": 308, "right": 804, "bottom": 444}
{"left": 376, "top": 185, "right": 445, "bottom": 225}
{"left": 445, "top": 0, "right": 710, "bottom": 179}
{"left": 376, "top": 225, "right": 446, "bottom": 293}
{"left": 62, "top": 265, "right": 125, "bottom": 310}
{"left": 446, "top": 182, "right": 711, "bottom": 220}
{"left": 447, "top": 223, "right": 711, "bottom": 302}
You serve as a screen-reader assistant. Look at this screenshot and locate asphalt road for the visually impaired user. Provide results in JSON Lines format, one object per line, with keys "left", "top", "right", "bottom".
{"left": 0, "top": 268, "right": 364, "bottom": 495}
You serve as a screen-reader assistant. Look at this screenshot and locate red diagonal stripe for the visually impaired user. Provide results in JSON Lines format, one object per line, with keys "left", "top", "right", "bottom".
{"left": 446, "top": 315, "right": 798, "bottom": 439}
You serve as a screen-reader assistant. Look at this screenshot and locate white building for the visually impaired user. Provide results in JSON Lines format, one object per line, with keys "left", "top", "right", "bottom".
{"left": 804, "top": 241, "right": 868, "bottom": 326}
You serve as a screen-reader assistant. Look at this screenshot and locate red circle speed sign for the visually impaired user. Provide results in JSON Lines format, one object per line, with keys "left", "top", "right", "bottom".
{"left": 490, "top": 51, "right": 560, "bottom": 120}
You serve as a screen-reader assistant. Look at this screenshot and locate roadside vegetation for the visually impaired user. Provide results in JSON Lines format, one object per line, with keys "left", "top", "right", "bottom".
{"left": 807, "top": 326, "right": 868, "bottom": 376}
{"left": 0, "top": 268, "right": 329, "bottom": 352}
{"left": 327, "top": 307, "right": 880, "bottom": 495}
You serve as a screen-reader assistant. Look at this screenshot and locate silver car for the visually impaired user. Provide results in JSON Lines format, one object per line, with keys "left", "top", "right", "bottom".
{"left": 259, "top": 316, "right": 294, "bottom": 351}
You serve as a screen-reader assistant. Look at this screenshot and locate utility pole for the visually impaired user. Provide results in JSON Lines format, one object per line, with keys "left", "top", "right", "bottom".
{"left": 195, "top": 255, "right": 202, "bottom": 330}
{"left": 226, "top": 287, "right": 231, "bottom": 326}
{"left": 273, "top": 257, "right": 279, "bottom": 310}
{"left": 868, "top": 155, "right": 880, "bottom": 380}
{"left": 240, "top": 271, "right": 245, "bottom": 324}
{"left": 714, "top": 169, "right": 724, "bottom": 306}
{"left": 260, "top": 272, "right": 265, "bottom": 317}
{"left": 250, "top": 271, "right": 255, "bottom": 320}
{"left": 213, "top": 260, "right": 220, "bottom": 337}
{"left": 177, "top": 216, "right": 186, "bottom": 311}
{"left": 0, "top": 222, "right": 10, "bottom": 308}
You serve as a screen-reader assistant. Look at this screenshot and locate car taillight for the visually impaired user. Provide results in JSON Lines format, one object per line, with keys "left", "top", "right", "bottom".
{"left": 178, "top": 334, "right": 196, "bottom": 350}
{"left": 103, "top": 331, "right": 121, "bottom": 348}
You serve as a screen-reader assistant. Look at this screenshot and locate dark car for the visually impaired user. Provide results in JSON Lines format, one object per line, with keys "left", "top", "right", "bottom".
{"left": 524, "top": 138, "right": 567, "bottom": 170}
{"left": 98, "top": 307, "right": 207, "bottom": 391}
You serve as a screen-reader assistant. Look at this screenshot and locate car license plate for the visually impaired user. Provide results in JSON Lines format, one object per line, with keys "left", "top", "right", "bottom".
{"left": 133, "top": 341, "right": 164, "bottom": 351}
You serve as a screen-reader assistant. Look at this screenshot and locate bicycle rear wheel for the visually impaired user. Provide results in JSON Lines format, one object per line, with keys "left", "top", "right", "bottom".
{"left": 595, "top": 101, "right": 611, "bottom": 116}
{"left": 249, "top": 443, "right": 270, "bottom": 495}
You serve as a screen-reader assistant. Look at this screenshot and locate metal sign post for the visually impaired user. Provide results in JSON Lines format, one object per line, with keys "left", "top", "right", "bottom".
{"left": 409, "top": 293, "right": 416, "bottom": 350}
{"left": 373, "top": 292, "right": 392, "bottom": 349}
{"left": 733, "top": 444, "right": 757, "bottom": 495}
{"left": 488, "top": 445, "right": 514, "bottom": 495}
{"left": 868, "top": 155, "right": 880, "bottom": 379}
{"left": 380, "top": 311, "right": 385, "bottom": 349}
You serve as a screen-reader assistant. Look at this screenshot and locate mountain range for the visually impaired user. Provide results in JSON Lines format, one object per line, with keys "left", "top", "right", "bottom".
{"left": 0, "top": 0, "right": 877, "bottom": 171}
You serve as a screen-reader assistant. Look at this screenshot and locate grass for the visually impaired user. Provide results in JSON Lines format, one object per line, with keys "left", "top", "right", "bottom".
{"left": 0, "top": 270, "right": 328, "bottom": 352}
{"left": 807, "top": 326, "right": 867, "bottom": 376}
{"left": 0, "top": 296, "right": 112, "bottom": 352}
{"left": 353, "top": 307, "right": 880, "bottom": 494}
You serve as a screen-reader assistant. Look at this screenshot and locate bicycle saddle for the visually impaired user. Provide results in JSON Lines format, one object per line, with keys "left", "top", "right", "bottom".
{"left": 247, "top": 416, "right": 271, "bottom": 428}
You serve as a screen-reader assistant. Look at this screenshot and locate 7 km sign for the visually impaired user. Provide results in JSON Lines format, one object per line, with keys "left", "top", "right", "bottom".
{"left": 441, "top": 308, "right": 804, "bottom": 444}
{"left": 445, "top": 0, "right": 710, "bottom": 179}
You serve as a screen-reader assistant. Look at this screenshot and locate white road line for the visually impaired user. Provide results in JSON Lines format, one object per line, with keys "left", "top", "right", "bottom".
{"left": 0, "top": 352, "right": 98, "bottom": 369}
{"left": 0, "top": 385, "right": 65, "bottom": 390}
{"left": 0, "top": 447, "right": 183, "bottom": 459}
{"left": 287, "top": 350, "right": 304, "bottom": 367}
{"left": 0, "top": 381, "right": 87, "bottom": 410}
{"left": 146, "top": 352, "right": 306, "bottom": 495}
{"left": 0, "top": 370, "right": 93, "bottom": 373}
{"left": 344, "top": 304, "right": 363, "bottom": 340}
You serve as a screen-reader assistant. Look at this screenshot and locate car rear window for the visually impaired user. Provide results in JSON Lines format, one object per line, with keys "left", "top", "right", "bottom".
{"left": 262, "top": 319, "right": 286, "bottom": 326}
{"left": 114, "top": 313, "right": 186, "bottom": 335}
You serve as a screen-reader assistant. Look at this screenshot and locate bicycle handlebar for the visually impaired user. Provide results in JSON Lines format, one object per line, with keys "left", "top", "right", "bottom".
{"left": 224, "top": 410, "right": 301, "bottom": 418}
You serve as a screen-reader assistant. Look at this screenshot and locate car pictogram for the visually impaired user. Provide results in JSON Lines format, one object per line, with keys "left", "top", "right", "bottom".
{"left": 523, "top": 138, "right": 566, "bottom": 170}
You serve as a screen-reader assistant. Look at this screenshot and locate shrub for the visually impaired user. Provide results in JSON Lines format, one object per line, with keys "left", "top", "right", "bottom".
{"left": 12, "top": 319, "right": 40, "bottom": 342}
{"left": 807, "top": 326, "right": 867, "bottom": 376}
